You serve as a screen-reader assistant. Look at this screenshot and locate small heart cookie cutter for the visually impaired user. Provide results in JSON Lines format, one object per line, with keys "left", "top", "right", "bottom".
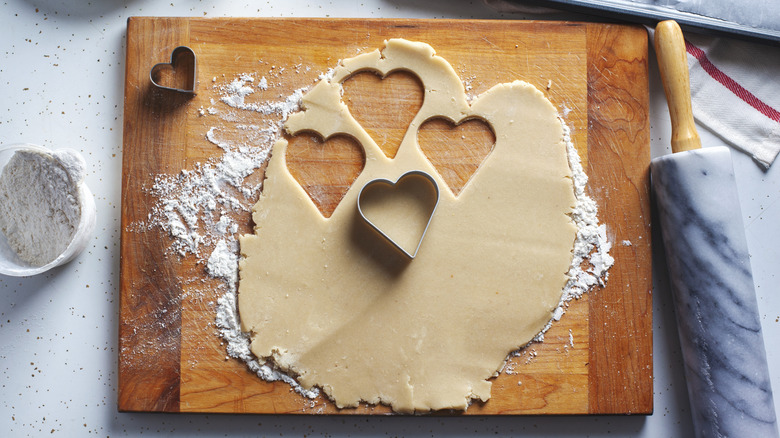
{"left": 150, "top": 46, "right": 198, "bottom": 94}
{"left": 357, "top": 170, "right": 440, "bottom": 259}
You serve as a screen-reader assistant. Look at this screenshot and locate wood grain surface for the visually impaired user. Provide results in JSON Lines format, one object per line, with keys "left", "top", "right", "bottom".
{"left": 119, "top": 17, "right": 651, "bottom": 415}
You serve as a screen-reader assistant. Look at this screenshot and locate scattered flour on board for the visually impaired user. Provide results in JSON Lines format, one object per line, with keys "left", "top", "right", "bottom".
{"left": 133, "top": 64, "right": 612, "bottom": 402}
{"left": 527, "top": 121, "right": 614, "bottom": 346}
{"left": 560, "top": 103, "right": 573, "bottom": 117}
{"left": 131, "top": 69, "right": 319, "bottom": 400}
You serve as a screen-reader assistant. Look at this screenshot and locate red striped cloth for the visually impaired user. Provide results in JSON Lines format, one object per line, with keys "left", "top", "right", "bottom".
{"left": 686, "top": 41, "right": 780, "bottom": 125}
{"left": 682, "top": 34, "right": 780, "bottom": 167}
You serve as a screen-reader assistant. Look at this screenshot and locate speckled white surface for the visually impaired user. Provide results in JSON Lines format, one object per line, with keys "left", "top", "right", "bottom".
{"left": 0, "top": 0, "right": 778, "bottom": 436}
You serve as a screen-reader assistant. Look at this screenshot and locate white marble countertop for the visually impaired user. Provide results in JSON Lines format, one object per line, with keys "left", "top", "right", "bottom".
{"left": 1, "top": 1, "right": 778, "bottom": 436}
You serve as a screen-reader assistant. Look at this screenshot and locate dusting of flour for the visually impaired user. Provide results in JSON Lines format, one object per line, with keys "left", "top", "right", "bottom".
{"left": 135, "top": 70, "right": 319, "bottom": 399}
{"left": 531, "top": 122, "right": 613, "bottom": 344}
{"left": 136, "top": 65, "right": 612, "bottom": 403}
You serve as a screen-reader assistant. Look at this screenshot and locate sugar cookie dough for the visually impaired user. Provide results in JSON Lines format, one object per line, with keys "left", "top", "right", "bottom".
{"left": 238, "top": 39, "right": 577, "bottom": 413}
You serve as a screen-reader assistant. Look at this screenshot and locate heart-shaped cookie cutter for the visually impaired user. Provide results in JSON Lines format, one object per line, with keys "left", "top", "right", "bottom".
{"left": 150, "top": 46, "right": 197, "bottom": 94}
{"left": 357, "top": 170, "right": 440, "bottom": 259}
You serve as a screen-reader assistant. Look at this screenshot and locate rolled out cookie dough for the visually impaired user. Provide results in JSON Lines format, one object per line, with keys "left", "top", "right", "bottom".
{"left": 238, "top": 39, "right": 577, "bottom": 413}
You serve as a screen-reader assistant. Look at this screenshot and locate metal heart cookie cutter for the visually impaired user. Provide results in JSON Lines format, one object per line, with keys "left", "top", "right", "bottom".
{"left": 150, "top": 46, "right": 197, "bottom": 94}
{"left": 357, "top": 170, "right": 440, "bottom": 259}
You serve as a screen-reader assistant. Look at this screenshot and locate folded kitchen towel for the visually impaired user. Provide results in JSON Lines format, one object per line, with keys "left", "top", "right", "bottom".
{"left": 483, "top": 0, "right": 780, "bottom": 168}
{"left": 679, "top": 33, "right": 780, "bottom": 168}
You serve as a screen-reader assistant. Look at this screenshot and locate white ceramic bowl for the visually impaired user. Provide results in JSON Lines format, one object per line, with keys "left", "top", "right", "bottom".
{"left": 0, "top": 144, "right": 96, "bottom": 276}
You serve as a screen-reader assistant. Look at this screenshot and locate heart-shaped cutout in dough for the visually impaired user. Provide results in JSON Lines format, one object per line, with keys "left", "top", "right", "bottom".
{"left": 150, "top": 46, "right": 197, "bottom": 94}
{"left": 417, "top": 117, "right": 495, "bottom": 196}
{"left": 342, "top": 70, "right": 424, "bottom": 159}
{"left": 286, "top": 132, "right": 365, "bottom": 218}
{"left": 357, "top": 171, "right": 439, "bottom": 258}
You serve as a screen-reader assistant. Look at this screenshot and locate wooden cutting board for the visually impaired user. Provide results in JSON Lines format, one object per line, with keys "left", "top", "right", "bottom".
{"left": 119, "top": 17, "right": 651, "bottom": 415}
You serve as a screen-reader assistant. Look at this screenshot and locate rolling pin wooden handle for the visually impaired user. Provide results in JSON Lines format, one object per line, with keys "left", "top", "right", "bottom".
{"left": 655, "top": 20, "right": 702, "bottom": 154}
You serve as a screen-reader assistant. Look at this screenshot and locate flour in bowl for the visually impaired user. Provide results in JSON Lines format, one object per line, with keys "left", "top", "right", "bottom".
{"left": 0, "top": 149, "right": 85, "bottom": 266}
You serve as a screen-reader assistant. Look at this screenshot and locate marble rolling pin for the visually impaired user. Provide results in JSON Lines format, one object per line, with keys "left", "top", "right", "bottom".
{"left": 652, "top": 20, "right": 779, "bottom": 438}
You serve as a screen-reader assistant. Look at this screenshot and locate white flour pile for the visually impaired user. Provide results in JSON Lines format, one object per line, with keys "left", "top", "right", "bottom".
{"left": 531, "top": 122, "right": 613, "bottom": 343}
{"left": 0, "top": 149, "right": 84, "bottom": 266}
{"left": 137, "top": 66, "right": 612, "bottom": 404}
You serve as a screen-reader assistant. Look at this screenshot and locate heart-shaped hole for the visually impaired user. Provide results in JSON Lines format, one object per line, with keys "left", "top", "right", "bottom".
{"left": 417, "top": 117, "right": 495, "bottom": 196}
{"left": 342, "top": 70, "right": 424, "bottom": 159}
{"left": 150, "top": 46, "right": 197, "bottom": 93}
{"left": 286, "top": 131, "right": 365, "bottom": 218}
{"left": 358, "top": 171, "right": 439, "bottom": 258}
